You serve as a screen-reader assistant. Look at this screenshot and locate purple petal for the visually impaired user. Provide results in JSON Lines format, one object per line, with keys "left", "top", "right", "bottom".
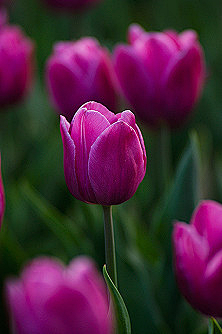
{"left": 191, "top": 200, "right": 222, "bottom": 258}
{"left": 79, "top": 101, "right": 117, "bottom": 123}
{"left": 60, "top": 115, "right": 83, "bottom": 201}
{"left": 128, "top": 24, "right": 146, "bottom": 44}
{"left": 88, "top": 120, "right": 145, "bottom": 205}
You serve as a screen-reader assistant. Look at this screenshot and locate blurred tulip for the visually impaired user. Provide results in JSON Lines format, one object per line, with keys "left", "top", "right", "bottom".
{"left": 43, "top": 0, "right": 102, "bottom": 10}
{"left": 0, "top": 18, "right": 34, "bottom": 108}
{"left": 173, "top": 200, "right": 222, "bottom": 317}
{"left": 0, "top": 155, "right": 5, "bottom": 228}
{"left": 6, "top": 256, "right": 112, "bottom": 334}
{"left": 46, "top": 38, "right": 117, "bottom": 121}
{"left": 114, "top": 24, "right": 206, "bottom": 128}
{"left": 60, "top": 101, "right": 146, "bottom": 205}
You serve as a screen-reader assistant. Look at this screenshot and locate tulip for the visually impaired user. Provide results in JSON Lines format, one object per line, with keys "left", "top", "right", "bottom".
{"left": 114, "top": 24, "right": 206, "bottom": 128}
{"left": 60, "top": 101, "right": 146, "bottom": 205}
{"left": 0, "top": 154, "right": 5, "bottom": 228}
{"left": 43, "top": 0, "right": 102, "bottom": 10}
{"left": 173, "top": 200, "right": 222, "bottom": 317}
{"left": 46, "top": 38, "right": 117, "bottom": 121}
{"left": 0, "top": 18, "right": 34, "bottom": 108}
{"left": 6, "top": 256, "right": 112, "bottom": 334}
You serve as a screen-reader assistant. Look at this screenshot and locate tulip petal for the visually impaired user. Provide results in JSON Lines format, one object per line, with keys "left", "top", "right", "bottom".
{"left": 179, "top": 30, "right": 198, "bottom": 48}
{"left": 47, "top": 61, "right": 88, "bottom": 121}
{"left": 80, "top": 101, "right": 117, "bottom": 123}
{"left": 162, "top": 45, "right": 205, "bottom": 126}
{"left": 114, "top": 45, "right": 157, "bottom": 125}
{"left": 128, "top": 24, "right": 146, "bottom": 45}
{"left": 191, "top": 200, "right": 222, "bottom": 258}
{"left": 173, "top": 222, "right": 207, "bottom": 307}
{"left": 88, "top": 120, "right": 145, "bottom": 205}
{"left": 60, "top": 115, "right": 83, "bottom": 201}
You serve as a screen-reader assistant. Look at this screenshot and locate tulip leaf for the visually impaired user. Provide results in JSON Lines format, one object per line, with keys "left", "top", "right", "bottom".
{"left": 103, "top": 265, "right": 131, "bottom": 334}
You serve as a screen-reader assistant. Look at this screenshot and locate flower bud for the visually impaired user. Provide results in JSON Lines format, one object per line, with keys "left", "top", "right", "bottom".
{"left": 0, "top": 154, "right": 5, "bottom": 228}
{"left": 114, "top": 24, "right": 206, "bottom": 128}
{"left": 173, "top": 200, "right": 222, "bottom": 317}
{"left": 60, "top": 101, "right": 146, "bottom": 205}
{"left": 6, "top": 256, "right": 112, "bottom": 334}
{"left": 0, "top": 18, "right": 34, "bottom": 108}
{"left": 46, "top": 38, "right": 117, "bottom": 121}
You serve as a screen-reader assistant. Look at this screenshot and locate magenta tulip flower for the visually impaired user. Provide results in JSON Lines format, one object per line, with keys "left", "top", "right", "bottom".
{"left": 0, "top": 155, "right": 5, "bottom": 228}
{"left": 6, "top": 256, "right": 112, "bottom": 334}
{"left": 43, "top": 0, "right": 102, "bottom": 10}
{"left": 0, "top": 19, "right": 34, "bottom": 108}
{"left": 60, "top": 101, "right": 146, "bottom": 205}
{"left": 114, "top": 24, "right": 206, "bottom": 128}
{"left": 173, "top": 200, "right": 222, "bottom": 317}
{"left": 46, "top": 38, "right": 117, "bottom": 121}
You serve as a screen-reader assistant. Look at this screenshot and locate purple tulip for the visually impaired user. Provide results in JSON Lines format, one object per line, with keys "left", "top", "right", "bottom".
{"left": 46, "top": 38, "right": 117, "bottom": 121}
{"left": 173, "top": 200, "right": 222, "bottom": 317}
{"left": 114, "top": 24, "right": 206, "bottom": 128}
{"left": 6, "top": 256, "right": 112, "bottom": 334}
{"left": 60, "top": 101, "right": 146, "bottom": 205}
{"left": 43, "top": 0, "right": 102, "bottom": 10}
{"left": 0, "top": 154, "right": 5, "bottom": 228}
{"left": 0, "top": 19, "right": 34, "bottom": 108}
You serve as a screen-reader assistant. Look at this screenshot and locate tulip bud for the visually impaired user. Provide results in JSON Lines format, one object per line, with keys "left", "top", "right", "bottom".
{"left": 6, "top": 256, "right": 112, "bottom": 334}
{"left": 0, "top": 154, "right": 5, "bottom": 228}
{"left": 46, "top": 38, "right": 117, "bottom": 121}
{"left": 60, "top": 101, "right": 146, "bottom": 205}
{"left": 0, "top": 18, "right": 34, "bottom": 108}
{"left": 173, "top": 200, "right": 222, "bottom": 317}
{"left": 114, "top": 24, "right": 206, "bottom": 128}
{"left": 43, "top": 0, "right": 102, "bottom": 10}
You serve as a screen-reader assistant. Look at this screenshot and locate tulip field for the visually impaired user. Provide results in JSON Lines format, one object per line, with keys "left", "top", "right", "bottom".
{"left": 1, "top": 0, "right": 222, "bottom": 333}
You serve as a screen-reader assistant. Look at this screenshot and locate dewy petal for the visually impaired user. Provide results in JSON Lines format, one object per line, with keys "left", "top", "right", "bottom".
{"left": 60, "top": 116, "right": 83, "bottom": 202}
{"left": 191, "top": 200, "right": 222, "bottom": 258}
{"left": 162, "top": 45, "right": 205, "bottom": 127}
{"left": 88, "top": 120, "right": 145, "bottom": 205}
{"left": 0, "top": 154, "right": 5, "bottom": 228}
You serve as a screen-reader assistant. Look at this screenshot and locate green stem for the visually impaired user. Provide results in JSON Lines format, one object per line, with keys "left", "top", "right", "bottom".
{"left": 209, "top": 317, "right": 222, "bottom": 333}
{"left": 103, "top": 205, "right": 117, "bottom": 287}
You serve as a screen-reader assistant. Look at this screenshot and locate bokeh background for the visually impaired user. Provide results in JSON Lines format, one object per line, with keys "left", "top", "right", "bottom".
{"left": 1, "top": 0, "right": 222, "bottom": 333}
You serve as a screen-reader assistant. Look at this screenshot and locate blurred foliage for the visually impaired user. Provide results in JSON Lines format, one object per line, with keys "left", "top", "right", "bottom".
{"left": 1, "top": 0, "right": 222, "bottom": 333}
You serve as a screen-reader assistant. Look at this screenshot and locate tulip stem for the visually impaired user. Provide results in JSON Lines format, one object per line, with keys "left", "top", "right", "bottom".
{"left": 209, "top": 317, "right": 222, "bottom": 333}
{"left": 103, "top": 205, "right": 118, "bottom": 288}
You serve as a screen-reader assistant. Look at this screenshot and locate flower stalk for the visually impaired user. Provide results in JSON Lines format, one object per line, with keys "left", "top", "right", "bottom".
{"left": 103, "top": 205, "right": 118, "bottom": 287}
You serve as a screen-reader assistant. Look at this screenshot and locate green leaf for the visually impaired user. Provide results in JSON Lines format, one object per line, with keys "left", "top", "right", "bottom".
{"left": 103, "top": 265, "right": 131, "bottom": 334}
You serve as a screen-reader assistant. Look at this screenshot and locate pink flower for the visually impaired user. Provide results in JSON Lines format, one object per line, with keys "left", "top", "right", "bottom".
{"left": 46, "top": 38, "right": 117, "bottom": 121}
{"left": 114, "top": 24, "right": 206, "bottom": 128}
{"left": 6, "top": 256, "right": 112, "bottom": 334}
{"left": 0, "top": 17, "right": 34, "bottom": 108}
{"left": 60, "top": 101, "right": 146, "bottom": 205}
{"left": 173, "top": 200, "right": 222, "bottom": 317}
{"left": 0, "top": 154, "right": 5, "bottom": 228}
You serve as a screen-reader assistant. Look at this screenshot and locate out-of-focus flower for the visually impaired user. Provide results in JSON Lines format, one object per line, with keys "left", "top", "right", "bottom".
{"left": 114, "top": 24, "right": 206, "bottom": 128}
{"left": 60, "top": 101, "right": 146, "bottom": 205}
{"left": 6, "top": 256, "right": 112, "bottom": 334}
{"left": 43, "top": 0, "right": 102, "bottom": 10}
{"left": 0, "top": 154, "right": 5, "bottom": 228}
{"left": 0, "top": 17, "right": 34, "bottom": 108}
{"left": 173, "top": 200, "right": 222, "bottom": 317}
{"left": 46, "top": 38, "right": 117, "bottom": 121}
